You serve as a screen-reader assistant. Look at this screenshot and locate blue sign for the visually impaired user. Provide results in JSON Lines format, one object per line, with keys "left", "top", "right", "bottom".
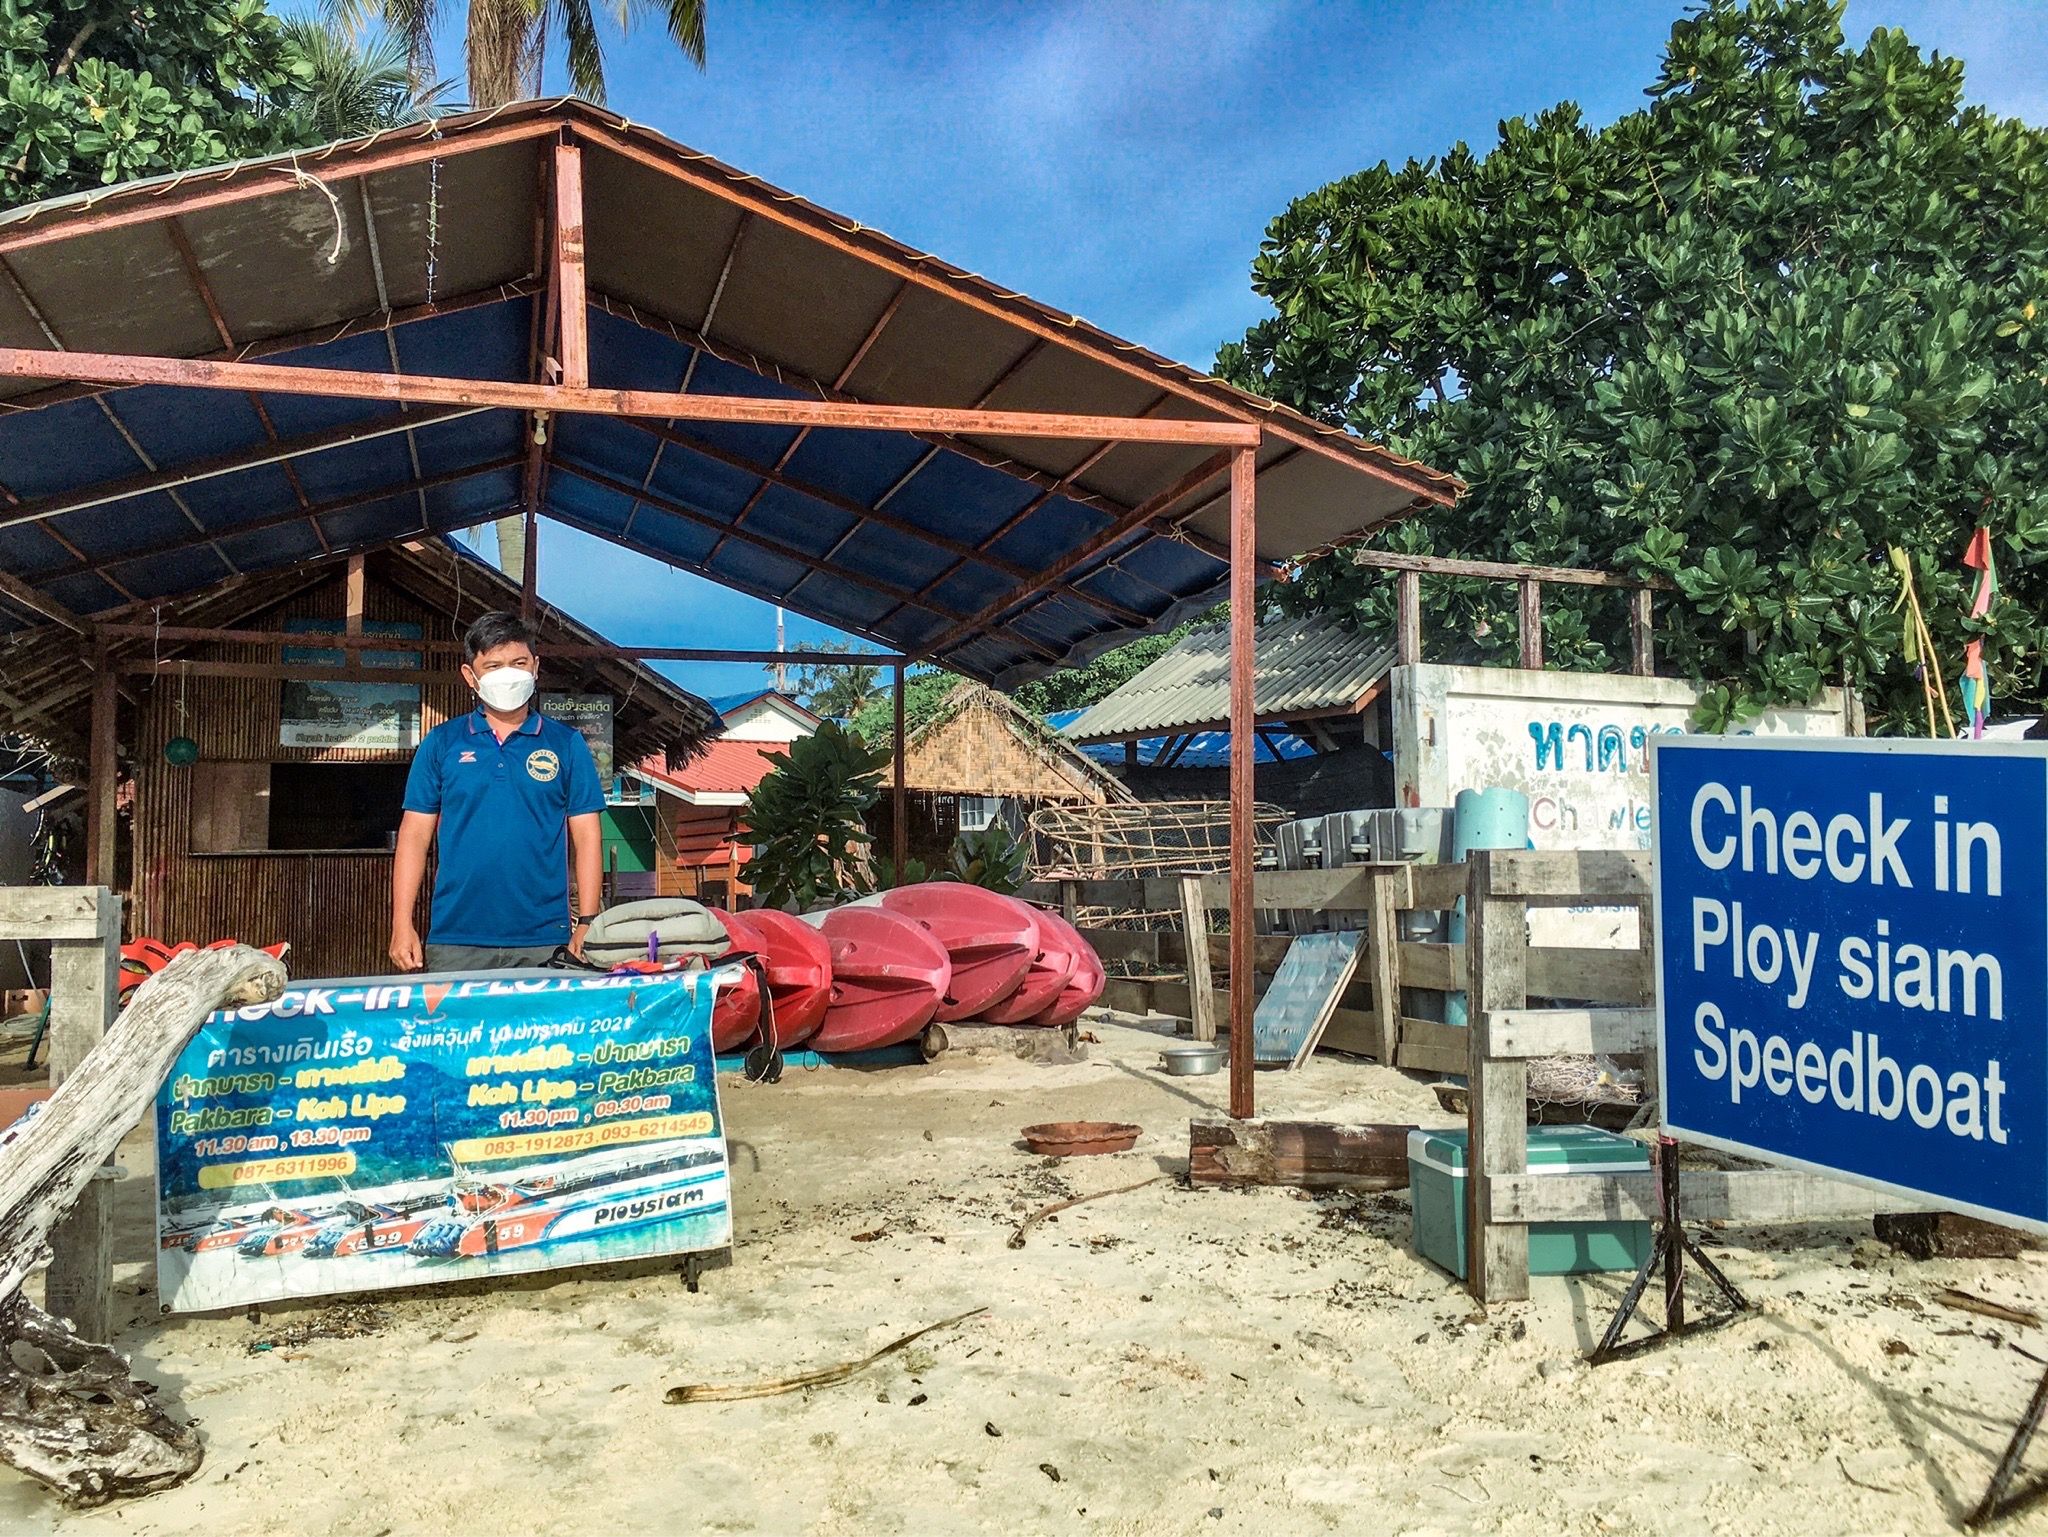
{"left": 1655, "top": 738, "right": 2048, "bottom": 1231}
{"left": 155, "top": 967, "right": 733, "bottom": 1312}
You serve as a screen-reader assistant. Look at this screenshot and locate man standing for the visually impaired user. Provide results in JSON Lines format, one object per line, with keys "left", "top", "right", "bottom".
{"left": 389, "top": 611, "right": 605, "bottom": 972}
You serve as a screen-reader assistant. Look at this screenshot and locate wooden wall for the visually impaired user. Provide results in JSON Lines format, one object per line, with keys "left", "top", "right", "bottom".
{"left": 131, "top": 574, "right": 468, "bottom": 979}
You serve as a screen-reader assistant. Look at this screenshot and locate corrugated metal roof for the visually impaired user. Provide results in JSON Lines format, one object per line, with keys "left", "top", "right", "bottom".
{"left": 1059, "top": 610, "right": 1392, "bottom": 742}
{"left": 0, "top": 99, "right": 1456, "bottom": 695}
{"left": 633, "top": 740, "right": 786, "bottom": 800}
{"left": 1043, "top": 709, "right": 1314, "bottom": 767}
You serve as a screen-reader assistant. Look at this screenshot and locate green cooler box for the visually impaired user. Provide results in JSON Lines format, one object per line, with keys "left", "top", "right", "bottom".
{"left": 1408, "top": 1125, "right": 1653, "bottom": 1278}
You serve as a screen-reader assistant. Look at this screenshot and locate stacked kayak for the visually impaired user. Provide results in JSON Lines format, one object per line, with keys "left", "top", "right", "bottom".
{"left": 604, "top": 885, "right": 1105, "bottom": 1059}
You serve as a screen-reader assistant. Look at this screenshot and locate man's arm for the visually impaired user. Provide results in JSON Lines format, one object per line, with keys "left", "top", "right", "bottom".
{"left": 568, "top": 812, "right": 602, "bottom": 958}
{"left": 389, "top": 810, "right": 438, "bottom": 971}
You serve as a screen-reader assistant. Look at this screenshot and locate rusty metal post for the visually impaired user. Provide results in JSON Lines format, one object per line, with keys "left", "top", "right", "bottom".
{"left": 891, "top": 661, "right": 907, "bottom": 880}
{"left": 1227, "top": 446, "right": 1257, "bottom": 1121}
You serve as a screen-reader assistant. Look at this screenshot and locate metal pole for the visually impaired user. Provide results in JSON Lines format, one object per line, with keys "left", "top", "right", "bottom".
{"left": 1227, "top": 445, "right": 1257, "bottom": 1120}
{"left": 892, "top": 662, "right": 907, "bottom": 881}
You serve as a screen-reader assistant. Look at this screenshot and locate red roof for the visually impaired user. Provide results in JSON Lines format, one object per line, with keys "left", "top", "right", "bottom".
{"left": 636, "top": 742, "right": 787, "bottom": 800}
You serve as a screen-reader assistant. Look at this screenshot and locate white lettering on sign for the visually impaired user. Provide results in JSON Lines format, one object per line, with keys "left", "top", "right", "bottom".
{"left": 1689, "top": 1001, "right": 2007, "bottom": 1143}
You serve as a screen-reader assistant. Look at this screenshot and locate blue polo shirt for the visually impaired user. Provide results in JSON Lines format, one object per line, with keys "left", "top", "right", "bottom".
{"left": 402, "top": 709, "right": 605, "bottom": 947}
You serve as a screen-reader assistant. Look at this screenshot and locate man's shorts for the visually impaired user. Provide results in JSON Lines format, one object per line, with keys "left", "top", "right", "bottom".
{"left": 421, "top": 942, "right": 560, "bottom": 972}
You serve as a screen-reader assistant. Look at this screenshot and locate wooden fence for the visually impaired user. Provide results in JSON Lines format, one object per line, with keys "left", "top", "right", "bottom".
{"left": 1028, "top": 852, "right": 1914, "bottom": 1305}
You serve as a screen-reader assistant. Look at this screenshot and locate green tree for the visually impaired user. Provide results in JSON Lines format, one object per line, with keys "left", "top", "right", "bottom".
{"left": 1, "top": 0, "right": 307, "bottom": 202}
{"left": 0, "top": 2, "right": 447, "bottom": 208}
{"left": 1009, "top": 619, "right": 1202, "bottom": 718}
{"left": 788, "top": 640, "right": 884, "bottom": 722}
{"left": 1218, "top": 0, "right": 2048, "bottom": 733}
{"left": 742, "top": 722, "right": 887, "bottom": 910}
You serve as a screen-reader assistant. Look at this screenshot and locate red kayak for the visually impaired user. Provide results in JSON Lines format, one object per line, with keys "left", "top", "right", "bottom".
{"left": 706, "top": 962, "right": 763, "bottom": 1052}
{"left": 717, "top": 909, "right": 832, "bottom": 1048}
{"left": 976, "top": 906, "right": 1077, "bottom": 1024}
{"left": 1030, "top": 910, "right": 1106, "bottom": 1026}
{"left": 869, "top": 886, "right": 1036, "bottom": 1022}
{"left": 804, "top": 906, "right": 953, "bottom": 1052}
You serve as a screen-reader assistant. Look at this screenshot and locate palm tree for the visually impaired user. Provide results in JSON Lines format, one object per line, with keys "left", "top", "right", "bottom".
{"left": 331, "top": 0, "right": 707, "bottom": 580}
{"left": 281, "top": 19, "right": 458, "bottom": 141}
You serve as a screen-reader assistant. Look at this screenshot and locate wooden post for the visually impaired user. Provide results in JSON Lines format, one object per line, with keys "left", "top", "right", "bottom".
{"left": 1179, "top": 874, "right": 1217, "bottom": 1044}
{"left": 891, "top": 662, "right": 907, "bottom": 880}
{"left": 1059, "top": 878, "right": 1079, "bottom": 927}
{"left": 1363, "top": 865, "right": 1404, "bottom": 1065}
{"left": 1395, "top": 568, "right": 1421, "bottom": 666}
{"left": 343, "top": 552, "right": 365, "bottom": 637}
{"left": 1465, "top": 851, "right": 1529, "bottom": 1303}
{"left": 1518, "top": 579, "right": 1543, "bottom": 670}
{"left": 44, "top": 887, "right": 120, "bottom": 1342}
{"left": 86, "top": 638, "right": 117, "bottom": 891}
{"left": 1227, "top": 446, "right": 1257, "bottom": 1120}
{"left": 1629, "top": 588, "right": 1654, "bottom": 677}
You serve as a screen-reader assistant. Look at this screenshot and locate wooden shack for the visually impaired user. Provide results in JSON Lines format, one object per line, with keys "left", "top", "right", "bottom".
{"left": 871, "top": 682, "right": 1130, "bottom": 868}
{"left": 18, "top": 539, "right": 715, "bottom": 978}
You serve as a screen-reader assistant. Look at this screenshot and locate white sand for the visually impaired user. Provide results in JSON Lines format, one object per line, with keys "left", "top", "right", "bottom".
{"left": 10, "top": 1017, "right": 2048, "bottom": 1536}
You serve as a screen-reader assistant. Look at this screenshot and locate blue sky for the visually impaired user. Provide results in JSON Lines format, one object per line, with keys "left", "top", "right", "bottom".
{"left": 328, "top": 0, "right": 2048, "bottom": 699}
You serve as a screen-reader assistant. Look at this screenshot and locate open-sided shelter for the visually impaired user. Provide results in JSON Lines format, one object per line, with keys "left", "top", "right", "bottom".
{"left": 0, "top": 98, "right": 1457, "bottom": 1117}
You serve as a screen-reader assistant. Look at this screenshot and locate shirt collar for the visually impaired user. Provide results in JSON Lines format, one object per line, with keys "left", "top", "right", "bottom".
{"left": 468, "top": 709, "right": 543, "bottom": 737}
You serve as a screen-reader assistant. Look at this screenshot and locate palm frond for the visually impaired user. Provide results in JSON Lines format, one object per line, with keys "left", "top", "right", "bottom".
{"left": 556, "top": 0, "right": 609, "bottom": 105}
{"left": 282, "top": 18, "right": 458, "bottom": 138}
{"left": 611, "top": 0, "right": 705, "bottom": 67}
{"left": 325, "top": 0, "right": 443, "bottom": 91}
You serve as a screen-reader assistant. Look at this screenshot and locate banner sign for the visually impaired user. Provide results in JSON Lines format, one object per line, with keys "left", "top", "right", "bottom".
{"left": 541, "top": 692, "right": 616, "bottom": 781}
{"left": 280, "top": 618, "right": 423, "bottom": 749}
{"left": 156, "top": 967, "right": 732, "bottom": 1312}
{"left": 1655, "top": 737, "right": 2048, "bottom": 1230}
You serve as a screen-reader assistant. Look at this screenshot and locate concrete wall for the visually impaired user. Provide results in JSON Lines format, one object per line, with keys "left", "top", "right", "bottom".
{"left": 1391, "top": 664, "right": 1851, "bottom": 946}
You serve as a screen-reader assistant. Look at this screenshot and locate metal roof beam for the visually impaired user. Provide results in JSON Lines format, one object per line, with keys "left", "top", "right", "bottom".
{"left": 565, "top": 115, "right": 1458, "bottom": 506}
{"left": 917, "top": 451, "right": 1233, "bottom": 663}
{"left": 587, "top": 293, "right": 1134, "bottom": 522}
{"left": 165, "top": 215, "right": 329, "bottom": 556}
{"left": 0, "top": 404, "right": 491, "bottom": 532}
{"left": 547, "top": 458, "right": 1059, "bottom": 661}
{"left": 0, "top": 345, "right": 1261, "bottom": 446}
{"left": 22, "top": 456, "right": 524, "bottom": 585}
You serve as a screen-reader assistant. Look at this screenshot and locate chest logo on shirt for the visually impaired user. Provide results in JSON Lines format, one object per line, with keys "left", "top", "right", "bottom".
{"left": 526, "top": 749, "right": 561, "bottom": 783}
{"left": 458, "top": 750, "right": 477, "bottom": 763}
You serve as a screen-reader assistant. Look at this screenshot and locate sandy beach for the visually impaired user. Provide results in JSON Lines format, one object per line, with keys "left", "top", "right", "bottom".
{"left": 9, "top": 1016, "right": 2048, "bottom": 1537}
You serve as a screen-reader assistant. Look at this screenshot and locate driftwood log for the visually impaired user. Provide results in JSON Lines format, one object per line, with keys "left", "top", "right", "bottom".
{"left": 0, "top": 943, "right": 285, "bottom": 1506}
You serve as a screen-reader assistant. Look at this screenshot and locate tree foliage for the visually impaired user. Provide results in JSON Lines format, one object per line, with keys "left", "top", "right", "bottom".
{"left": 1009, "top": 620, "right": 1202, "bottom": 718}
{"left": 0, "top": 0, "right": 443, "bottom": 207}
{"left": 742, "top": 722, "right": 886, "bottom": 910}
{"left": 1217, "top": 0, "right": 2048, "bottom": 732}
{"left": 786, "top": 641, "right": 885, "bottom": 723}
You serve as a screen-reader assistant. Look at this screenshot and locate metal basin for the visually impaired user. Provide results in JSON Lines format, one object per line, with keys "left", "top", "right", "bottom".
{"left": 1160, "top": 1044, "right": 1224, "bottom": 1077}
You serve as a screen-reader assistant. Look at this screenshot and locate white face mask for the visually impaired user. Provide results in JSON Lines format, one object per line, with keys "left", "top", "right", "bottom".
{"left": 475, "top": 666, "right": 537, "bottom": 713}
